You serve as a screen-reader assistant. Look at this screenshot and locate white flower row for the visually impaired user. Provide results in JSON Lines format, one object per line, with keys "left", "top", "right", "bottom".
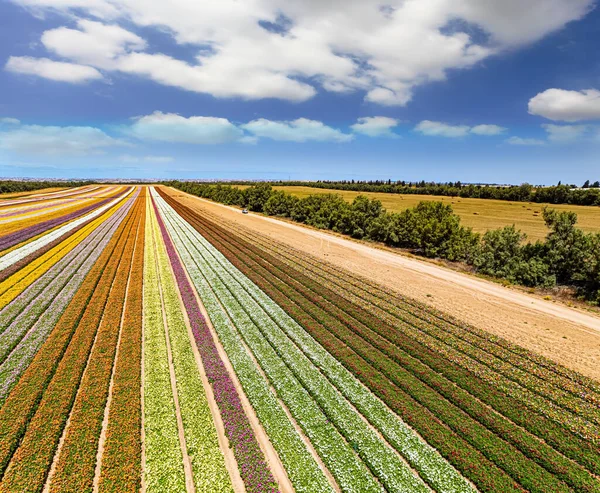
{"left": 156, "top": 195, "right": 425, "bottom": 493}
{"left": 0, "top": 185, "right": 112, "bottom": 219}
{"left": 0, "top": 197, "right": 134, "bottom": 404}
{"left": 154, "top": 189, "right": 474, "bottom": 493}
{"left": 0, "top": 185, "right": 100, "bottom": 208}
{"left": 0, "top": 187, "right": 135, "bottom": 272}
{"left": 149, "top": 203, "right": 233, "bottom": 492}
{"left": 0, "top": 198, "right": 93, "bottom": 225}
{"left": 152, "top": 189, "right": 334, "bottom": 493}
{"left": 184, "top": 219, "right": 474, "bottom": 492}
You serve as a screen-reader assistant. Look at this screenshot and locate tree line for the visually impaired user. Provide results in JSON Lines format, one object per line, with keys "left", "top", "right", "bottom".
{"left": 215, "top": 179, "right": 600, "bottom": 206}
{"left": 167, "top": 181, "right": 600, "bottom": 304}
{"left": 0, "top": 180, "right": 92, "bottom": 195}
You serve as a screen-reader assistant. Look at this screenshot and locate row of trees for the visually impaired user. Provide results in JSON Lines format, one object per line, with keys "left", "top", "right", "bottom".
{"left": 0, "top": 180, "right": 92, "bottom": 195}
{"left": 168, "top": 181, "right": 600, "bottom": 303}
{"left": 214, "top": 180, "right": 600, "bottom": 206}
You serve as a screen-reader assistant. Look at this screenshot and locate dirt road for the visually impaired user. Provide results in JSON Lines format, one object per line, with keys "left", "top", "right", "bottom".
{"left": 163, "top": 187, "right": 600, "bottom": 381}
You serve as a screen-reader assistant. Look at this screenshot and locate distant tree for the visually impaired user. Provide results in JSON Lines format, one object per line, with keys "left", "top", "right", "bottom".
{"left": 582, "top": 180, "right": 590, "bottom": 188}
{"left": 336, "top": 195, "right": 384, "bottom": 238}
{"left": 263, "top": 190, "right": 298, "bottom": 216}
{"left": 243, "top": 183, "right": 273, "bottom": 212}
{"left": 593, "top": 181, "right": 600, "bottom": 188}
{"left": 542, "top": 208, "right": 593, "bottom": 284}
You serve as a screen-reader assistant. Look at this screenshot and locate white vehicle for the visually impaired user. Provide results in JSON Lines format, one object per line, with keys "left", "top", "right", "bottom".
{"left": 242, "top": 209, "right": 249, "bottom": 214}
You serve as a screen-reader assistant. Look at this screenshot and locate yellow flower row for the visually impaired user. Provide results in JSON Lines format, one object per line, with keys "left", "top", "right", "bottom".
{"left": 0, "top": 186, "right": 124, "bottom": 238}
{"left": 0, "top": 196, "right": 129, "bottom": 310}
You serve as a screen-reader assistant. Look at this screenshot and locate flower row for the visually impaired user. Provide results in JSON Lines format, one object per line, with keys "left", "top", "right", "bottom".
{"left": 153, "top": 189, "right": 334, "bottom": 493}
{"left": 152, "top": 195, "right": 278, "bottom": 493}
{"left": 165, "top": 193, "right": 598, "bottom": 493}
{"left": 155, "top": 190, "right": 463, "bottom": 492}
{"left": 227, "top": 217, "right": 600, "bottom": 471}
{"left": 0, "top": 198, "right": 133, "bottom": 404}
{"left": 0, "top": 193, "right": 142, "bottom": 491}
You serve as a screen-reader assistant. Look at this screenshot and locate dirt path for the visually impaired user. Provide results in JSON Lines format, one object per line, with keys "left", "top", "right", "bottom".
{"left": 162, "top": 187, "right": 600, "bottom": 382}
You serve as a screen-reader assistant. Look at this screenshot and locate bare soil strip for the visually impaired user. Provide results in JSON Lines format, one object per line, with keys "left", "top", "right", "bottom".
{"left": 163, "top": 187, "right": 600, "bottom": 381}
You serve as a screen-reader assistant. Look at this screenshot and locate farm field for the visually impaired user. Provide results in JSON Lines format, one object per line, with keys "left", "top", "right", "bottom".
{"left": 236, "top": 185, "right": 600, "bottom": 242}
{"left": 0, "top": 184, "right": 598, "bottom": 492}
{"left": 0, "top": 187, "right": 66, "bottom": 201}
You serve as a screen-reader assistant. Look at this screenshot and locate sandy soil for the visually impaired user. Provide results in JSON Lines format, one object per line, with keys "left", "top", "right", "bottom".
{"left": 162, "top": 187, "right": 600, "bottom": 382}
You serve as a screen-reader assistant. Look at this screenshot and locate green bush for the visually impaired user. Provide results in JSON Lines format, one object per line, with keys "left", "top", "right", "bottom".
{"left": 167, "top": 181, "right": 600, "bottom": 301}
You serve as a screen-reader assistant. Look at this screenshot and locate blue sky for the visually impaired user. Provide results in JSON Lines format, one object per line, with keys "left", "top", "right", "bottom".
{"left": 0, "top": 0, "right": 599, "bottom": 184}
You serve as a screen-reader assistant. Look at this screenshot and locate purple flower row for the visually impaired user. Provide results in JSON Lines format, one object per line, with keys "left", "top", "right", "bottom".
{"left": 0, "top": 194, "right": 137, "bottom": 404}
{"left": 152, "top": 197, "right": 278, "bottom": 493}
{"left": 0, "top": 188, "right": 127, "bottom": 252}
{"left": 0, "top": 186, "right": 110, "bottom": 219}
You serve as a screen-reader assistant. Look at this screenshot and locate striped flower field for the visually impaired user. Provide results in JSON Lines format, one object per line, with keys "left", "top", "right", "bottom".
{"left": 0, "top": 184, "right": 597, "bottom": 493}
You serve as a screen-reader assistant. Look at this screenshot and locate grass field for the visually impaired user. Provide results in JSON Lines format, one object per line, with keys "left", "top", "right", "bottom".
{"left": 237, "top": 185, "right": 600, "bottom": 242}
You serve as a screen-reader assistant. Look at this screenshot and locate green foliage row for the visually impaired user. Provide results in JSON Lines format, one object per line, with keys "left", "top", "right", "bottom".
{"left": 187, "top": 209, "right": 599, "bottom": 492}
{"left": 160, "top": 201, "right": 384, "bottom": 493}
{"left": 168, "top": 182, "right": 600, "bottom": 303}
{"left": 158, "top": 197, "right": 335, "bottom": 493}
{"left": 153, "top": 207, "right": 234, "bottom": 492}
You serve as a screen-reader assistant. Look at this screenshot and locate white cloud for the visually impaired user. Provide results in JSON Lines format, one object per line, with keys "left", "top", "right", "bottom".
{"left": 542, "top": 123, "right": 590, "bottom": 142}
{"left": 449, "top": 0, "right": 593, "bottom": 46}
{"left": 242, "top": 118, "right": 353, "bottom": 143}
{"left": 14, "top": 0, "right": 120, "bottom": 18}
{"left": 115, "top": 52, "right": 317, "bottom": 102}
{"left": 7, "top": 0, "right": 594, "bottom": 104}
{"left": 5, "top": 56, "right": 103, "bottom": 83}
{"left": 470, "top": 124, "right": 507, "bottom": 135}
{"left": 128, "top": 111, "right": 245, "bottom": 144}
{"left": 415, "top": 120, "right": 470, "bottom": 138}
{"left": 119, "top": 153, "right": 174, "bottom": 163}
{"left": 415, "top": 121, "right": 508, "bottom": 137}
{"left": 42, "top": 19, "right": 146, "bottom": 69}
{"left": 365, "top": 87, "right": 412, "bottom": 107}
{"left": 529, "top": 88, "right": 600, "bottom": 122}
{"left": 351, "top": 116, "right": 399, "bottom": 137}
{"left": 0, "top": 118, "right": 21, "bottom": 125}
{"left": 123, "top": 112, "right": 354, "bottom": 145}
{"left": 0, "top": 124, "right": 127, "bottom": 155}
{"left": 505, "top": 136, "right": 546, "bottom": 146}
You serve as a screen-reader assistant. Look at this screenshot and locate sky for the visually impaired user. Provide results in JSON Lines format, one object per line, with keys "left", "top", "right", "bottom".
{"left": 0, "top": 1, "right": 599, "bottom": 184}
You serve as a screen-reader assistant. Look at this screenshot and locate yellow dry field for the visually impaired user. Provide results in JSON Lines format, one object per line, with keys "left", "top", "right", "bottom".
{"left": 238, "top": 185, "right": 600, "bottom": 242}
